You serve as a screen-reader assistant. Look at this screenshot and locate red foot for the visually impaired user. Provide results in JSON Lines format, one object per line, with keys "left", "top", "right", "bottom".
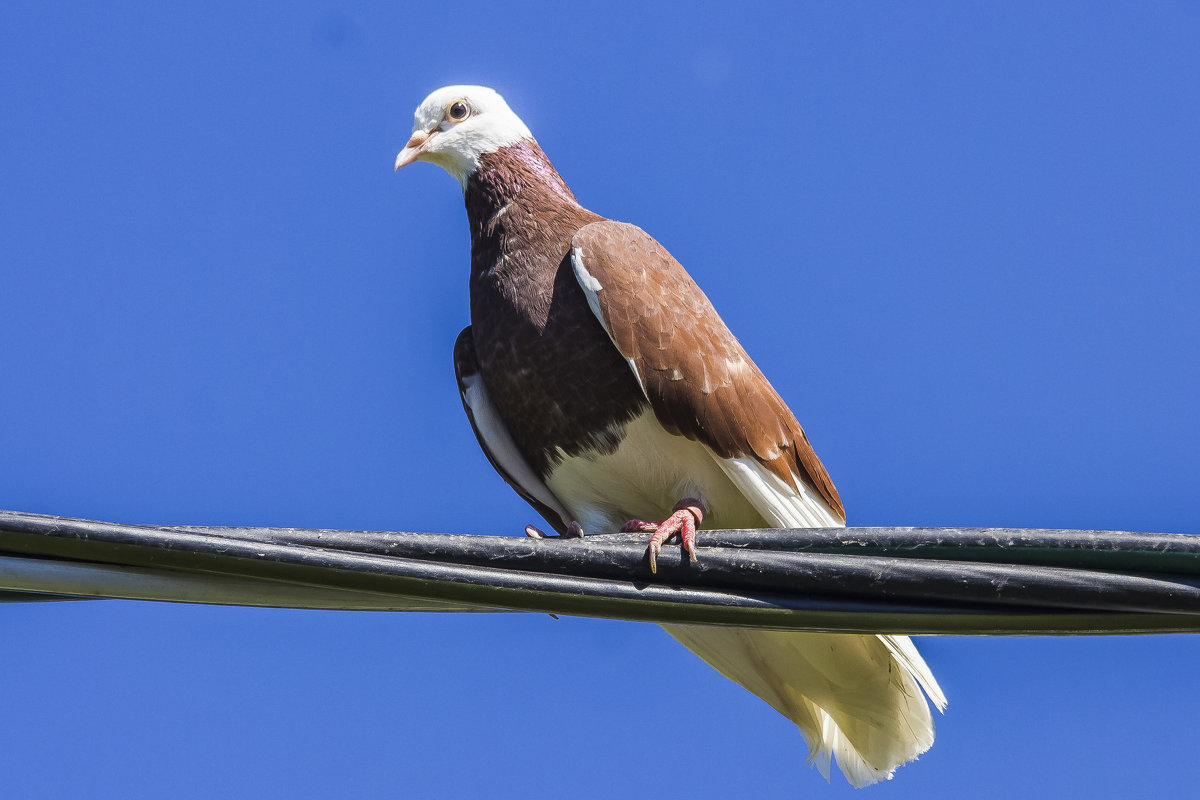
{"left": 622, "top": 498, "right": 705, "bottom": 573}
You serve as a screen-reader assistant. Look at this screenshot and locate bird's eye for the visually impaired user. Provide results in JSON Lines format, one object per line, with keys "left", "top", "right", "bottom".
{"left": 447, "top": 100, "right": 470, "bottom": 122}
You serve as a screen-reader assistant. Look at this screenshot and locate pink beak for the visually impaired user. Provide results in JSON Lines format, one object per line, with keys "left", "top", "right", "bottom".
{"left": 394, "top": 130, "right": 433, "bottom": 170}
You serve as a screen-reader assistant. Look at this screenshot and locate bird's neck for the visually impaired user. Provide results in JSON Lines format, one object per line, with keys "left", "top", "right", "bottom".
{"left": 463, "top": 140, "right": 584, "bottom": 251}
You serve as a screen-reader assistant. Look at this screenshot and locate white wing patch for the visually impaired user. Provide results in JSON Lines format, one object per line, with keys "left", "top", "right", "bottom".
{"left": 714, "top": 456, "right": 842, "bottom": 529}
{"left": 572, "top": 246, "right": 603, "bottom": 292}
{"left": 570, "top": 245, "right": 647, "bottom": 396}
{"left": 460, "top": 371, "right": 572, "bottom": 525}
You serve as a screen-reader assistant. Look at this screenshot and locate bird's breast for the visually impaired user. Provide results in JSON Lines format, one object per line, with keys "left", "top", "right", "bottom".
{"left": 468, "top": 254, "right": 648, "bottom": 481}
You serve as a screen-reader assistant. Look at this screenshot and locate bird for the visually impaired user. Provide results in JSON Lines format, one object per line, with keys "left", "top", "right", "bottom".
{"left": 394, "top": 85, "right": 947, "bottom": 787}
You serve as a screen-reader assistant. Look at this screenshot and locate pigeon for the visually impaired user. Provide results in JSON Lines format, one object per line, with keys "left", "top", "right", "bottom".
{"left": 395, "top": 85, "right": 946, "bottom": 787}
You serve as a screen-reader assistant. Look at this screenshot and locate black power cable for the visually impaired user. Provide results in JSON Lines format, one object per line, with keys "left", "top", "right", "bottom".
{"left": 1, "top": 509, "right": 1197, "bottom": 635}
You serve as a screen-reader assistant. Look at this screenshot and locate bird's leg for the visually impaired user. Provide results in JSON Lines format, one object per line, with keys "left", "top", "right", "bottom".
{"left": 621, "top": 498, "right": 706, "bottom": 574}
{"left": 525, "top": 521, "right": 584, "bottom": 539}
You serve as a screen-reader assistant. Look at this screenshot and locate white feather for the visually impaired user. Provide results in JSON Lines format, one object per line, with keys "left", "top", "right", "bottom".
{"left": 460, "top": 371, "right": 572, "bottom": 526}
{"left": 667, "top": 449, "right": 944, "bottom": 786}
{"left": 406, "top": 85, "right": 535, "bottom": 186}
{"left": 661, "top": 625, "right": 942, "bottom": 788}
{"left": 545, "top": 410, "right": 944, "bottom": 788}
{"left": 547, "top": 412, "right": 765, "bottom": 533}
{"left": 716, "top": 456, "right": 842, "bottom": 529}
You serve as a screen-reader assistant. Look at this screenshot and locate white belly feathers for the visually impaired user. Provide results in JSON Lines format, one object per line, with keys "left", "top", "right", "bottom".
{"left": 545, "top": 411, "right": 772, "bottom": 533}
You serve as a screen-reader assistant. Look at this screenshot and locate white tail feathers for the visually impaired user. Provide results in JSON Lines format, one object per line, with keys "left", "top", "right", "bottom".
{"left": 662, "top": 625, "right": 946, "bottom": 788}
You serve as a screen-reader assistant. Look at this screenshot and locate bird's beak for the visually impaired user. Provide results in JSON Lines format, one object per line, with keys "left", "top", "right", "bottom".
{"left": 394, "top": 129, "right": 434, "bottom": 171}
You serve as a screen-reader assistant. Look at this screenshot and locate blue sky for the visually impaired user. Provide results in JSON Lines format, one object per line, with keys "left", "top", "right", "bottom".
{"left": 2, "top": 2, "right": 1199, "bottom": 797}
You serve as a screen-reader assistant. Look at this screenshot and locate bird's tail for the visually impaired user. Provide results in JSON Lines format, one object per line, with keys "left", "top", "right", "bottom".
{"left": 662, "top": 625, "right": 946, "bottom": 788}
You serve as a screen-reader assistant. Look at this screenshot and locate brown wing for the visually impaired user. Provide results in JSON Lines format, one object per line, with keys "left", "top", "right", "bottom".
{"left": 569, "top": 221, "right": 844, "bottom": 521}
{"left": 453, "top": 327, "right": 571, "bottom": 534}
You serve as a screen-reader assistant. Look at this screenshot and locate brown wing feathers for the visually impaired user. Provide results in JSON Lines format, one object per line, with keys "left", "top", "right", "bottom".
{"left": 572, "top": 221, "right": 845, "bottom": 521}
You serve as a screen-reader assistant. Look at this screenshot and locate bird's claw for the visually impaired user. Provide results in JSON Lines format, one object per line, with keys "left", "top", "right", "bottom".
{"left": 525, "top": 521, "right": 585, "bottom": 539}
{"left": 628, "top": 498, "right": 705, "bottom": 574}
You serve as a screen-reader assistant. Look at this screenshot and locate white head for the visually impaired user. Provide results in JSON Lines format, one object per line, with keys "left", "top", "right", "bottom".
{"left": 394, "top": 85, "right": 534, "bottom": 186}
